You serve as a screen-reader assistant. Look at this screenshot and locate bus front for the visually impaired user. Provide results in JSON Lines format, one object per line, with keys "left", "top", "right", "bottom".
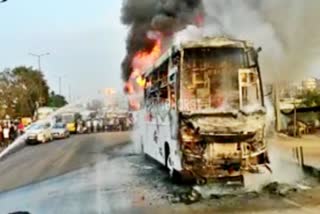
{"left": 178, "top": 38, "right": 269, "bottom": 183}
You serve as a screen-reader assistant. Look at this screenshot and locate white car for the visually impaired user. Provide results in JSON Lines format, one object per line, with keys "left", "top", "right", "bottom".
{"left": 26, "top": 123, "right": 53, "bottom": 145}
{"left": 51, "top": 122, "right": 70, "bottom": 139}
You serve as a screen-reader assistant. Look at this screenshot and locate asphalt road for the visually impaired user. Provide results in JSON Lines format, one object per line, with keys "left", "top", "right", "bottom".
{"left": 1, "top": 132, "right": 320, "bottom": 213}
{"left": 0, "top": 132, "right": 131, "bottom": 193}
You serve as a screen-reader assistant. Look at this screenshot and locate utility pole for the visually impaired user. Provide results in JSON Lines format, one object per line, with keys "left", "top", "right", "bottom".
{"left": 29, "top": 52, "right": 50, "bottom": 72}
{"left": 68, "top": 85, "right": 72, "bottom": 103}
{"left": 274, "top": 81, "right": 282, "bottom": 132}
{"left": 293, "top": 101, "right": 297, "bottom": 137}
{"left": 58, "top": 76, "right": 62, "bottom": 95}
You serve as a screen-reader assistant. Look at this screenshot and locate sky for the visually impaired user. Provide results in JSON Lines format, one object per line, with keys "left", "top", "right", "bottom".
{"left": 0, "top": 0, "right": 319, "bottom": 101}
{"left": 0, "top": 0, "right": 127, "bottom": 100}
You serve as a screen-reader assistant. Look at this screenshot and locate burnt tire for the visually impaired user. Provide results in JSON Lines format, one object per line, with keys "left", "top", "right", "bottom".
{"left": 165, "top": 149, "right": 182, "bottom": 183}
{"left": 170, "top": 169, "right": 182, "bottom": 184}
{"left": 196, "top": 177, "right": 207, "bottom": 185}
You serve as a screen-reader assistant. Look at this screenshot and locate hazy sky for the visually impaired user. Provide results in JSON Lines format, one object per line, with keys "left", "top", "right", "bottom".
{"left": 0, "top": 1, "right": 319, "bottom": 101}
{"left": 0, "top": 0, "right": 126, "bottom": 100}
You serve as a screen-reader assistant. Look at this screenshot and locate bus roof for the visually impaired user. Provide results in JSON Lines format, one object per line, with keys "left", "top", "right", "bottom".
{"left": 144, "top": 36, "right": 254, "bottom": 76}
{"left": 179, "top": 36, "right": 253, "bottom": 49}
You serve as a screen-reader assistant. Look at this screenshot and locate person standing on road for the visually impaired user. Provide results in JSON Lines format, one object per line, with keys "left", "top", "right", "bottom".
{"left": 3, "top": 124, "right": 10, "bottom": 147}
{"left": 86, "top": 120, "right": 92, "bottom": 133}
{"left": 0, "top": 124, "right": 3, "bottom": 148}
{"left": 114, "top": 118, "right": 120, "bottom": 131}
{"left": 9, "top": 122, "right": 17, "bottom": 141}
{"left": 17, "top": 120, "right": 25, "bottom": 135}
{"left": 93, "top": 119, "right": 98, "bottom": 133}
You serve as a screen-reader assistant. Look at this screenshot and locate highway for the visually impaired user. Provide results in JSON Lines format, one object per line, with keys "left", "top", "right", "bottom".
{"left": 0, "top": 132, "right": 320, "bottom": 213}
{"left": 0, "top": 132, "right": 131, "bottom": 193}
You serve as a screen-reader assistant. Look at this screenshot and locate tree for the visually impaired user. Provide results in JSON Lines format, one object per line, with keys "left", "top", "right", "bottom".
{"left": 48, "top": 91, "right": 68, "bottom": 108}
{"left": 0, "top": 66, "right": 50, "bottom": 118}
{"left": 0, "top": 69, "right": 18, "bottom": 118}
{"left": 297, "top": 90, "right": 320, "bottom": 107}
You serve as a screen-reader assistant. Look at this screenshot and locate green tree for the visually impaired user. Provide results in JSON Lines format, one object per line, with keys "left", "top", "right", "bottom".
{"left": 0, "top": 66, "right": 50, "bottom": 118}
{"left": 0, "top": 69, "right": 19, "bottom": 118}
{"left": 48, "top": 91, "right": 68, "bottom": 108}
{"left": 297, "top": 90, "right": 320, "bottom": 107}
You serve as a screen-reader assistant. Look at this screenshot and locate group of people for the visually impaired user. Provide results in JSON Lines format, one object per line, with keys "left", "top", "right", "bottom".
{"left": 0, "top": 120, "right": 25, "bottom": 148}
{"left": 75, "top": 116, "right": 133, "bottom": 134}
{"left": 105, "top": 116, "right": 133, "bottom": 132}
{"left": 76, "top": 119, "right": 105, "bottom": 134}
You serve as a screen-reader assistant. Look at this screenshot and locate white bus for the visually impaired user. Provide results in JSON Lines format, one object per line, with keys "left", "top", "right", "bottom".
{"left": 138, "top": 37, "right": 270, "bottom": 184}
{"left": 34, "top": 107, "right": 57, "bottom": 121}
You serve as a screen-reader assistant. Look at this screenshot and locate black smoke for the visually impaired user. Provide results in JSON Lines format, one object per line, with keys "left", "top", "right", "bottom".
{"left": 121, "top": 0, "right": 203, "bottom": 81}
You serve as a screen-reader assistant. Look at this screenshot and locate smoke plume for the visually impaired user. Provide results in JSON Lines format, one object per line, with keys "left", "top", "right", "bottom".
{"left": 121, "top": 0, "right": 320, "bottom": 83}
{"left": 121, "top": 0, "right": 203, "bottom": 81}
{"left": 177, "top": 0, "right": 320, "bottom": 83}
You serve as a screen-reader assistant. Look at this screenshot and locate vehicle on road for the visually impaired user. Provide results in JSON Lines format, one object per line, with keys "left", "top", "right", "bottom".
{"left": 21, "top": 117, "right": 32, "bottom": 127}
{"left": 34, "top": 107, "right": 56, "bottom": 121}
{"left": 105, "top": 112, "right": 130, "bottom": 131}
{"left": 137, "top": 37, "right": 270, "bottom": 184}
{"left": 26, "top": 123, "right": 53, "bottom": 145}
{"left": 59, "top": 113, "right": 77, "bottom": 134}
{"left": 51, "top": 122, "right": 70, "bottom": 139}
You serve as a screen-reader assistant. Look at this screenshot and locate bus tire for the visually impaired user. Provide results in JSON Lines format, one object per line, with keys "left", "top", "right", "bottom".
{"left": 164, "top": 143, "right": 170, "bottom": 169}
{"left": 140, "top": 136, "right": 144, "bottom": 154}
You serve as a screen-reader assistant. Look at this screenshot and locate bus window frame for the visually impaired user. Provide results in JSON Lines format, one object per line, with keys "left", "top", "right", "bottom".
{"left": 238, "top": 68, "right": 262, "bottom": 109}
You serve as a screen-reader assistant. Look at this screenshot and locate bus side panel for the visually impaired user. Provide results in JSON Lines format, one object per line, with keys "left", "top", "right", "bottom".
{"left": 144, "top": 121, "right": 158, "bottom": 161}
{"left": 167, "top": 109, "right": 183, "bottom": 171}
{"left": 156, "top": 122, "right": 170, "bottom": 166}
{"left": 167, "top": 139, "right": 183, "bottom": 171}
{"left": 143, "top": 109, "right": 184, "bottom": 171}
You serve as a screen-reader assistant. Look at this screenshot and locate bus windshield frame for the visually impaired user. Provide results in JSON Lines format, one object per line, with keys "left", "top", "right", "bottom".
{"left": 179, "top": 47, "right": 263, "bottom": 113}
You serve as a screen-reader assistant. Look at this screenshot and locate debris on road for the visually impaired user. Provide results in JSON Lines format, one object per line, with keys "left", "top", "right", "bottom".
{"left": 262, "top": 182, "right": 298, "bottom": 196}
{"left": 168, "top": 189, "right": 202, "bottom": 205}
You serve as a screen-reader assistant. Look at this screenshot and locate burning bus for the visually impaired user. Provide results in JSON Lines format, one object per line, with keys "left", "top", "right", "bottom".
{"left": 135, "top": 37, "right": 270, "bottom": 184}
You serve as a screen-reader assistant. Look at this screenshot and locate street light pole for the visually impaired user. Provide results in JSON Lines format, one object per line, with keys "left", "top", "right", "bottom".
{"left": 68, "top": 84, "right": 72, "bottom": 103}
{"left": 58, "top": 76, "right": 62, "bottom": 95}
{"left": 29, "top": 52, "right": 50, "bottom": 72}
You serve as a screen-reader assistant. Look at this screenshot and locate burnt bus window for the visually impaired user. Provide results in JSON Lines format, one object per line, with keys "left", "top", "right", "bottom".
{"left": 169, "top": 85, "right": 176, "bottom": 109}
{"left": 145, "top": 59, "right": 170, "bottom": 108}
{"left": 241, "top": 71, "right": 261, "bottom": 107}
{"left": 181, "top": 47, "right": 245, "bottom": 111}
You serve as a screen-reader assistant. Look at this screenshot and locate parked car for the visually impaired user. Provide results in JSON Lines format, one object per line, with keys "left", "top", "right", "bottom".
{"left": 51, "top": 122, "right": 70, "bottom": 139}
{"left": 26, "top": 123, "right": 53, "bottom": 145}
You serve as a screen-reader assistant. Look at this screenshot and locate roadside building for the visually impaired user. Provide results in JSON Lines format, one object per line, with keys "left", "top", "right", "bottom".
{"left": 302, "top": 78, "right": 320, "bottom": 91}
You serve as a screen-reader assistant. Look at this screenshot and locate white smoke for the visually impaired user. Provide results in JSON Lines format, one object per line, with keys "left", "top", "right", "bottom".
{"left": 175, "top": 0, "right": 320, "bottom": 83}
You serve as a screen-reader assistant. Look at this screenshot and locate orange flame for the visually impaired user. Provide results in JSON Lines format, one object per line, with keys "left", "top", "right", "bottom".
{"left": 132, "top": 39, "right": 161, "bottom": 72}
{"left": 129, "top": 99, "right": 140, "bottom": 111}
{"left": 124, "top": 82, "right": 135, "bottom": 94}
{"left": 126, "top": 35, "right": 162, "bottom": 110}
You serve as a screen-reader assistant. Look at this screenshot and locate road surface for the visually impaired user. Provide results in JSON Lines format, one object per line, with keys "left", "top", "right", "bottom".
{"left": 0, "top": 132, "right": 131, "bottom": 192}
{"left": 1, "top": 132, "right": 320, "bottom": 213}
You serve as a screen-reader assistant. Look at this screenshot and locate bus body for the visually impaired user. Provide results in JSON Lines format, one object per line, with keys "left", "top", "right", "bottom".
{"left": 139, "top": 37, "right": 269, "bottom": 184}
{"left": 34, "top": 107, "right": 56, "bottom": 121}
{"left": 59, "top": 112, "right": 77, "bottom": 133}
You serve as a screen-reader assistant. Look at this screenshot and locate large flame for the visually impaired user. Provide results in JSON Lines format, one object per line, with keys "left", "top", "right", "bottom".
{"left": 126, "top": 36, "right": 162, "bottom": 110}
